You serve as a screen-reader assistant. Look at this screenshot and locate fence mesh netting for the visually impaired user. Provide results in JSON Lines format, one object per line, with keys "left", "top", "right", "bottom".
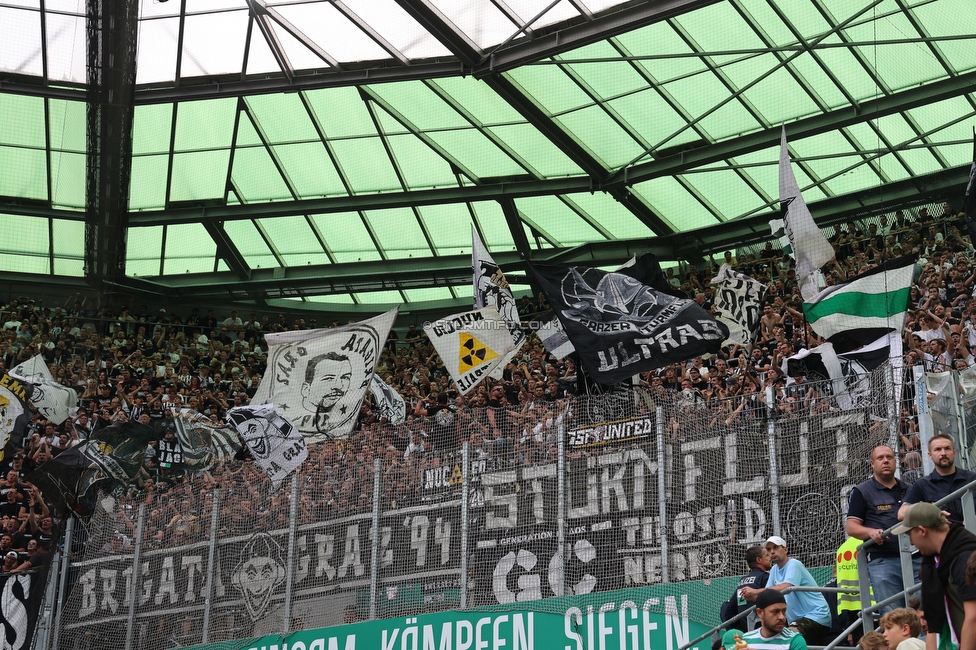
{"left": 54, "top": 365, "right": 904, "bottom": 650}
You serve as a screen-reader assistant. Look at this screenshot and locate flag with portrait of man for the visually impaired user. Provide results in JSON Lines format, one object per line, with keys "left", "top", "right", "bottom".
{"left": 251, "top": 308, "right": 397, "bottom": 444}
{"left": 472, "top": 226, "right": 526, "bottom": 378}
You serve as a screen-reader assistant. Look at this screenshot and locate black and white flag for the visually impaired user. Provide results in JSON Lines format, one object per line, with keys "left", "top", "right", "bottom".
{"left": 369, "top": 375, "right": 406, "bottom": 425}
{"left": 528, "top": 262, "right": 729, "bottom": 384}
{"left": 227, "top": 405, "right": 307, "bottom": 490}
{"left": 10, "top": 355, "right": 77, "bottom": 425}
{"left": 252, "top": 308, "right": 397, "bottom": 443}
{"left": 709, "top": 263, "right": 767, "bottom": 348}
{"left": 0, "top": 572, "right": 42, "bottom": 650}
{"left": 472, "top": 227, "right": 525, "bottom": 377}
{"left": 161, "top": 409, "right": 242, "bottom": 468}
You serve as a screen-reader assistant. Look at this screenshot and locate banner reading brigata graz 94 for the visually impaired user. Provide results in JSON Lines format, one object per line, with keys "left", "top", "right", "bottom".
{"left": 57, "top": 406, "right": 874, "bottom": 644}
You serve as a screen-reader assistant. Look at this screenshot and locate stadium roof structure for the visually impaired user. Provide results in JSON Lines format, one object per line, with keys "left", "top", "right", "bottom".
{"left": 1, "top": 0, "right": 975, "bottom": 317}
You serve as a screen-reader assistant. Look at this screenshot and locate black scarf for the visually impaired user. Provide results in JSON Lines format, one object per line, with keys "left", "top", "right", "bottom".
{"left": 919, "top": 524, "right": 976, "bottom": 637}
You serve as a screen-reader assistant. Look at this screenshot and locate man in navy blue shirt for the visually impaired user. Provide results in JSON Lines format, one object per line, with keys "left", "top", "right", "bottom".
{"left": 721, "top": 545, "right": 771, "bottom": 632}
{"left": 847, "top": 445, "right": 911, "bottom": 613}
{"left": 898, "top": 434, "right": 976, "bottom": 527}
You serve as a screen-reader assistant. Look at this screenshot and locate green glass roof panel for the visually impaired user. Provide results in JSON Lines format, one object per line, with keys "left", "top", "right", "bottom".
{"left": 0, "top": 146, "right": 46, "bottom": 200}
{"left": 873, "top": 152, "right": 913, "bottom": 182}
{"left": 854, "top": 44, "right": 947, "bottom": 93}
{"left": 383, "top": 131, "right": 459, "bottom": 189}
{"left": 135, "top": 17, "right": 180, "bottom": 85}
{"left": 230, "top": 143, "right": 293, "bottom": 203}
{"left": 330, "top": 137, "right": 400, "bottom": 194}
{"left": 606, "top": 88, "right": 696, "bottom": 152}
{"left": 162, "top": 223, "right": 216, "bottom": 275}
{"left": 0, "top": 214, "right": 47, "bottom": 255}
{"left": 697, "top": 99, "right": 762, "bottom": 143}
{"left": 50, "top": 151, "right": 85, "bottom": 209}
{"left": 304, "top": 87, "right": 380, "bottom": 140}
{"left": 53, "top": 258, "right": 84, "bottom": 277}
{"left": 741, "top": 64, "right": 823, "bottom": 126}
{"left": 402, "top": 287, "right": 455, "bottom": 304}
{"left": 515, "top": 195, "right": 604, "bottom": 246}
{"left": 505, "top": 64, "right": 597, "bottom": 117}
{"left": 470, "top": 202, "right": 516, "bottom": 251}
{"left": 281, "top": 252, "right": 331, "bottom": 268}
{"left": 905, "top": 97, "right": 976, "bottom": 142}
{"left": 734, "top": 0, "right": 795, "bottom": 47}
{"left": 0, "top": 7, "right": 42, "bottom": 77}
{"left": 46, "top": 10, "right": 86, "bottom": 83}
{"left": 0, "top": 94, "right": 45, "bottom": 148}
{"left": 788, "top": 54, "right": 850, "bottom": 109}
{"left": 632, "top": 176, "right": 712, "bottom": 231}
{"left": 304, "top": 294, "right": 355, "bottom": 305}
{"left": 618, "top": 21, "right": 708, "bottom": 83}
{"left": 854, "top": 117, "right": 941, "bottom": 178}
{"left": 353, "top": 290, "right": 403, "bottom": 305}
{"left": 170, "top": 150, "right": 231, "bottom": 203}
{"left": 561, "top": 191, "right": 655, "bottom": 239}
{"left": 310, "top": 213, "right": 382, "bottom": 263}
{"left": 777, "top": 0, "right": 833, "bottom": 35}
{"left": 126, "top": 226, "right": 163, "bottom": 277}
{"left": 687, "top": 168, "right": 765, "bottom": 220}
{"left": 0, "top": 252, "right": 48, "bottom": 275}
{"left": 222, "top": 220, "right": 275, "bottom": 267}
{"left": 555, "top": 103, "right": 641, "bottom": 169}
{"left": 257, "top": 216, "right": 320, "bottom": 260}
{"left": 174, "top": 99, "right": 236, "bottom": 152}
{"left": 52, "top": 218, "right": 84, "bottom": 260}
{"left": 272, "top": 143, "right": 346, "bottom": 199}
{"left": 560, "top": 42, "right": 651, "bottom": 100}
{"left": 246, "top": 94, "right": 320, "bottom": 145}
{"left": 132, "top": 104, "right": 174, "bottom": 155}
{"left": 364, "top": 208, "right": 430, "bottom": 259}
{"left": 425, "top": 128, "right": 526, "bottom": 180}
{"left": 810, "top": 35, "right": 881, "bottom": 102}
{"left": 418, "top": 205, "right": 474, "bottom": 256}
{"left": 432, "top": 77, "right": 527, "bottom": 129}
{"left": 128, "top": 155, "right": 169, "bottom": 211}
{"left": 48, "top": 100, "right": 87, "bottom": 154}
{"left": 676, "top": 1, "right": 767, "bottom": 53}
{"left": 486, "top": 124, "right": 582, "bottom": 177}
{"left": 369, "top": 81, "right": 470, "bottom": 132}
{"left": 180, "top": 10, "right": 249, "bottom": 78}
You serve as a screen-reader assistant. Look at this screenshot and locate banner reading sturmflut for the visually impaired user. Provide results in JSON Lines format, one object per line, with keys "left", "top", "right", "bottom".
{"left": 252, "top": 308, "right": 397, "bottom": 443}
{"left": 424, "top": 306, "right": 514, "bottom": 395}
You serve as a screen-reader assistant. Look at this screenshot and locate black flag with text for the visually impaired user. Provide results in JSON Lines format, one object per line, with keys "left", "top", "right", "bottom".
{"left": 528, "top": 262, "right": 729, "bottom": 384}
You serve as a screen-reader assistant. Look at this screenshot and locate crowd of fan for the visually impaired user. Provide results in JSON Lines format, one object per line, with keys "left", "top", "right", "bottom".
{"left": 0, "top": 200, "right": 973, "bottom": 560}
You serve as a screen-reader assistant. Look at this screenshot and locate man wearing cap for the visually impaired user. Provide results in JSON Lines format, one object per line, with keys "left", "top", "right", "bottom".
{"left": 742, "top": 536, "right": 831, "bottom": 644}
{"left": 2, "top": 550, "right": 19, "bottom": 573}
{"left": 846, "top": 445, "right": 913, "bottom": 613}
{"left": 721, "top": 590, "right": 808, "bottom": 650}
{"left": 898, "top": 434, "right": 976, "bottom": 527}
{"left": 894, "top": 502, "right": 976, "bottom": 650}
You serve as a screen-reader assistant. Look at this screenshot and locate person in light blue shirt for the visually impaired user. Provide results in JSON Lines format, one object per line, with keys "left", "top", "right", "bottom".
{"left": 741, "top": 536, "right": 831, "bottom": 645}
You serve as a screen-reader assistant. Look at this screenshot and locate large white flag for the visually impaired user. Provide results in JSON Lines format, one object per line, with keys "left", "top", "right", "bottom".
{"left": 252, "top": 308, "right": 397, "bottom": 443}
{"left": 472, "top": 226, "right": 525, "bottom": 378}
{"left": 369, "top": 374, "right": 406, "bottom": 425}
{"left": 424, "top": 307, "right": 515, "bottom": 395}
{"left": 227, "top": 404, "right": 307, "bottom": 490}
{"left": 10, "top": 355, "right": 77, "bottom": 425}
{"left": 779, "top": 126, "right": 834, "bottom": 300}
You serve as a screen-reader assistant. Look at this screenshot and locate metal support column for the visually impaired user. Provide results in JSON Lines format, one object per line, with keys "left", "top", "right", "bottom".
{"left": 201, "top": 490, "right": 222, "bottom": 644}
{"left": 50, "top": 516, "right": 75, "bottom": 650}
{"left": 282, "top": 474, "right": 300, "bottom": 632}
{"left": 460, "top": 442, "right": 470, "bottom": 608}
{"left": 656, "top": 406, "right": 669, "bottom": 583}
{"left": 768, "top": 420, "right": 781, "bottom": 536}
{"left": 369, "top": 458, "right": 382, "bottom": 620}
{"left": 124, "top": 504, "right": 147, "bottom": 650}
{"left": 556, "top": 419, "right": 567, "bottom": 597}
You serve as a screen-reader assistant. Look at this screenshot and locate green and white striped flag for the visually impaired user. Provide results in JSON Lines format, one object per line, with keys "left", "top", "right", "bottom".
{"left": 802, "top": 255, "right": 914, "bottom": 353}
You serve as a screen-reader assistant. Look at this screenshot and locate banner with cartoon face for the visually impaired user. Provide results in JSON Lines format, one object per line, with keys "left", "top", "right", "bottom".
{"left": 0, "top": 374, "right": 33, "bottom": 462}
{"left": 252, "top": 309, "right": 397, "bottom": 443}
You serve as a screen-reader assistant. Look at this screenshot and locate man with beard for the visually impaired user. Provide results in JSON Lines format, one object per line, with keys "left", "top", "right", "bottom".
{"left": 898, "top": 434, "right": 976, "bottom": 526}
{"left": 723, "top": 590, "right": 808, "bottom": 650}
{"left": 296, "top": 352, "right": 352, "bottom": 436}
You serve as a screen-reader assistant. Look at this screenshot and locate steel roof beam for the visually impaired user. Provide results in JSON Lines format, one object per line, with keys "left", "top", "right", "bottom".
{"left": 474, "top": 0, "right": 723, "bottom": 76}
